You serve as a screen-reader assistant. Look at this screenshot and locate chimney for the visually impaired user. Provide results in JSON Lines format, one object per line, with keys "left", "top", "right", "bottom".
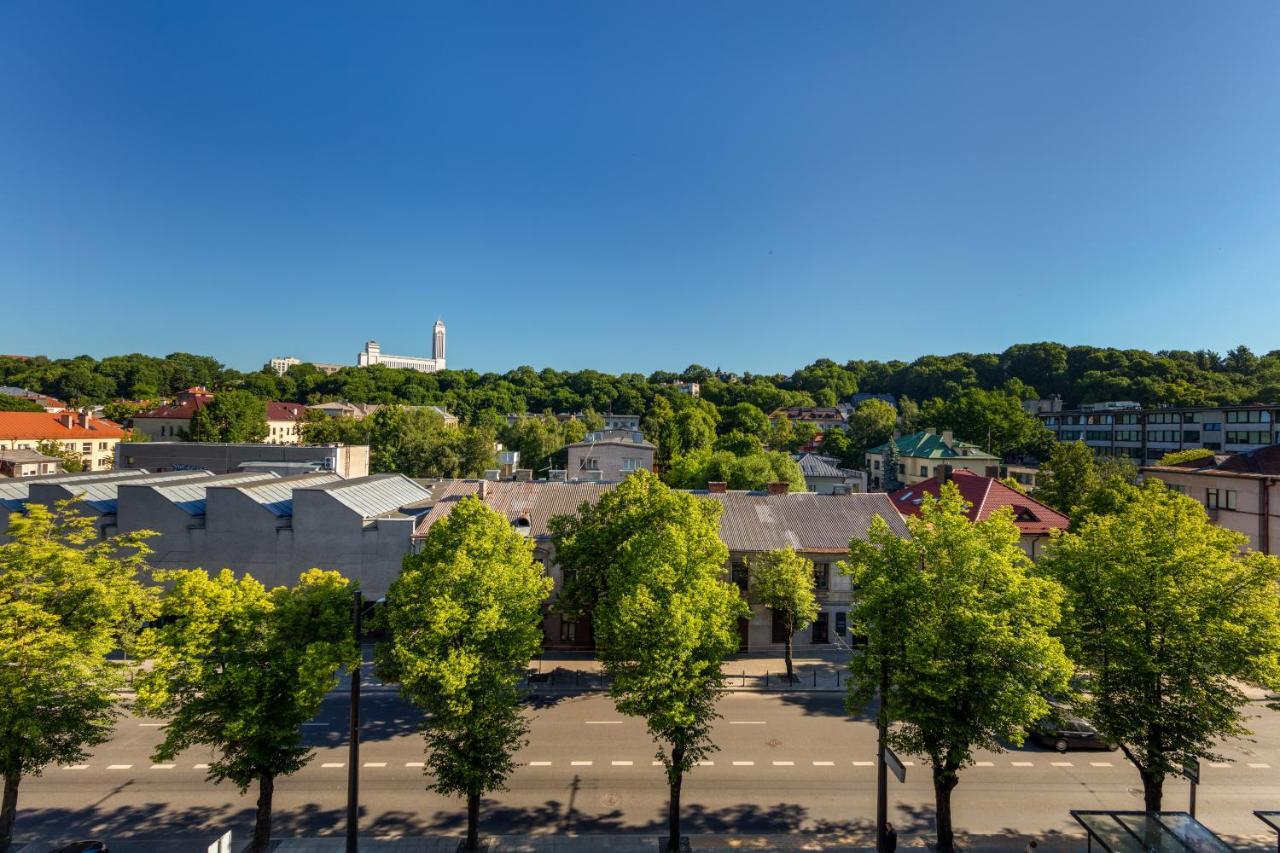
{"left": 942, "top": 430, "right": 953, "bottom": 445}
{"left": 79, "top": 409, "right": 92, "bottom": 428}
{"left": 766, "top": 481, "right": 789, "bottom": 495}
{"left": 938, "top": 464, "right": 953, "bottom": 484}
{"left": 58, "top": 412, "right": 75, "bottom": 429}
{"left": 478, "top": 480, "right": 489, "bottom": 501}
{"left": 707, "top": 481, "right": 728, "bottom": 493}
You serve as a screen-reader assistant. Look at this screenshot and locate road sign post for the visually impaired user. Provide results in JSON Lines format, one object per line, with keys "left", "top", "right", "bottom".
{"left": 1183, "top": 758, "right": 1200, "bottom": 818}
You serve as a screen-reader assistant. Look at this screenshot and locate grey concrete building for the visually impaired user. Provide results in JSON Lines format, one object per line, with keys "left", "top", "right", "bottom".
{"left": 1039, "top": 402, "right": 1279, "bottom": 464}
{"left": 116, "top": 441, "right": 370, "bottom": 478}
{"left": 564, "top": 430, "right": 655, "bottom": 482}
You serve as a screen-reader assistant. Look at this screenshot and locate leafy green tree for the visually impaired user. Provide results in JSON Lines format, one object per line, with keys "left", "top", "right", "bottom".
{"left": 1044, "top": 482, "right": 1280, "bottom": 811}
{"left": 846, "top": 399, "right": 897, "bottom": 462}
{"left": 844, "top": 485, "right": 1071, "bottom": 853}
{"left": 1033, "top": 441, "right": 1098, "bottom": 516}
{"left": 135, "top": 569, "right": 357, "bottom": 853}
{"left": 881, "top": 436, "right": 903, "bottom": 491}
{"left": 36, "top": 439, "right": 84, "bottom": 472}
{"left": 0, "top": 396, "right": 43, "bottom": 412}
{"left": 188, "top": 389, "right": 268, "bottom": 442}
{"left": 1156, "top": 447, "right": 1215, "bottom": 466}
{"left": 377, "top": 498, "right": 552, "bottom": 851}
{"left": 718, "top": 402, "right": 771, "bottom": 442}
{"left": 921, "top": 385, "right": 1055, "bottom": 458}
{"left": 749, "top": 548, "right": 820, "bottom": 681}
{"left": 664, "top": 448, "right": 804, "bottom": 492}
{"left": 0, "top": 503, "right": 157, "bottom": 853}
{"left": 553, "top": 471, "right": 749, "bottom": 852}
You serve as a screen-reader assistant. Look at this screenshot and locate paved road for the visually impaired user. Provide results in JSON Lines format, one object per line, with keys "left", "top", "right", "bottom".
{"left": 15, "top": 689, "right": 1280, "bottom": 848}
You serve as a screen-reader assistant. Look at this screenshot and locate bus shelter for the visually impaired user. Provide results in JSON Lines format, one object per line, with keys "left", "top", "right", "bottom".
{"left": 1071, "top": 810, "right": 1234, "bottom": 853}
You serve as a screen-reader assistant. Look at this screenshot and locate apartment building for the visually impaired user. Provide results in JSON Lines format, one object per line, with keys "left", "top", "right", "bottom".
{"left": 564, "top": 429, "right": 655, "bottom": 481}
{"left": 1142, "top": 446, "right": 1280, "bottom": 555}
{"left": 1039, "top": 402, "right": 1279, "bottom": 464}
{"left": 769, "top": 406, "right": 847, "bottom": 430}
{"left": 131, "top": 387, "right": 214, "bottom": 440}
{"left": 0, "top": 410, "right": 126, "bottom": 471}
{"left": 266, "top": 402, "right": 305, "bottom": 445}
{"left": 0, "top": 448, "right": 60, "bottom": 478}
{"left": 411, "top": 479, "right": 908, "bottom": 652}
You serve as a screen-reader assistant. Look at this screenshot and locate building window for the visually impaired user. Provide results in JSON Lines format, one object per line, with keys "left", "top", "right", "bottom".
{"left": 919, "top": 465, "right": 928, "bottom": 476}
{"left": 835, "top": 611, "right": 847, "bottom": 638}
{"left": 621, "top": 457, "right": 641, "bottom": 472}
{"left": 559, "top": 619, "right": 577, "bottom": 642}
{"left": 873, "top": 460, "right": 880, "bottom": 470}
{"left": 898, "top": 464, "right": 905, "bottom": 475}
{"left": 813, "top": 563, "right": 829, "bottom": 591}
{"left": 771, "top": 610, "right": 790, "bottom": 643}
{"left": 1206, "top": 489, "right": 1237, "bottom": 510}
{"left": 1183, "top": 430, "right": 1200, "bottom": 442}
{"left": 811, "top": 612, "right": 830, "bottom": 644}
{"left": 731, "top": 561, "right": 749, "bottom": 591}
{"left": 580, "top": 457, "right": 600, "bottom": 471}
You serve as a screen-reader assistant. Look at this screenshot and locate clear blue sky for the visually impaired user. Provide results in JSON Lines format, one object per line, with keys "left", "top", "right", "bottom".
{"left": 2, "top": 2, "right": 1278, "bottom": 374}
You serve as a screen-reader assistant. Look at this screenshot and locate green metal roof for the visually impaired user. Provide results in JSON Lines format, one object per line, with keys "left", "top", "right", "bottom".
{"left": 867, "top": 430, "right": 1000, "bottom": 460}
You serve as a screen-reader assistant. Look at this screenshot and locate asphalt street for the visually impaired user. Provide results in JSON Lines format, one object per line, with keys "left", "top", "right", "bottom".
{"left": 14, "top": 687, "right": 1280, "bottom": 848}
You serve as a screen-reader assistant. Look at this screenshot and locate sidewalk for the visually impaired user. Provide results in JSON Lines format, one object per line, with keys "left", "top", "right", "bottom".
{"left": 523, "top": 651, "right": 851, "bottom": 693}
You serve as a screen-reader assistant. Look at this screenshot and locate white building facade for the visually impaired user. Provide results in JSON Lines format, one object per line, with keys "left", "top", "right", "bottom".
{"left": 357, "top": 319, "right": 447, "bottom": 372}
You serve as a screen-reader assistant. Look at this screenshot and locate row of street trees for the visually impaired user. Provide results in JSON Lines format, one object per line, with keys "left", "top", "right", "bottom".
{"left": 848, "top": 478, "right": 1280, "bottom": 852}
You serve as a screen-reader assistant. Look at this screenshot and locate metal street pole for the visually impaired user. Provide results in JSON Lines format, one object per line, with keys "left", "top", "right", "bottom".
{"left": 876, "top": 658, "right": 888, "bottom": 853}
{"left": 347, "top": 589, "right": 363, "bottom": 853}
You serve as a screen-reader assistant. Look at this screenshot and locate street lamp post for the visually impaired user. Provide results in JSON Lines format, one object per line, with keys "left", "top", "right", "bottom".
{"left": 347, "top": 590, "right": 363, "bottom": 853}
{"left": 876, "top": 658, "right": 889, "bottom": 853}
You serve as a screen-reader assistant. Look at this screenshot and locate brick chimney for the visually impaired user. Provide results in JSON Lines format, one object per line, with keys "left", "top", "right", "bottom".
{"left": 79, "top": 409, "right": 92, "bottom": 428}
{"left": 938, "top": 464, "right": 953, "bottom": 484}
{"left": 707, "top": 481, "right": 728, "bottom": 493}
{"left": 766, "top": 481, "right": 789, "bottom": 495}
{"left": 478, "top": 480, "right": 489, "bottom": 501}
{"left": 58, "top": 412, "right": 75, "bottom": 429}
{"left": 941, "top": 430, "right": 953, "bottom": 446}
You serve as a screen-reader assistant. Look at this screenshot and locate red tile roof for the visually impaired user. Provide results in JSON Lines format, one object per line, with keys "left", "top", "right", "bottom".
{"left": 135, "top": 389, "right": 214, "bottom": 420}
{"left": 1215, "top": 445, "right": 1280, "bottom": 476}
{"left": 266, "top": 402, "right": 305, "bottom": 421}
{"left": 888, "top": 469, "right": 1069, "bottom": 535}
{"left": 0, "top": 411, "right": 127, "bottom": 440}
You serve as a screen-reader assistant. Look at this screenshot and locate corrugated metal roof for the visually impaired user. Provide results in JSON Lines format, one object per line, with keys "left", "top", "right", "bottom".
{"left": 141, "top": 471, "right": 281, "bottom": 516}
{"left": 303, "top": 474, "right": 432, "bottom": 519}
{"left": 796, "top": 453, "right": 847, "bottom": 479}
{"left": 1, "top": 469, "right": 150, "bottom": 510}
{"left": 229, "top": 473, "right": 342, "bottom": 516}
{"left": 73, "top": 470, "right": 213, "bottom": 512}
{"left": 413, "top": 479, "right": 907, "bottom": 553}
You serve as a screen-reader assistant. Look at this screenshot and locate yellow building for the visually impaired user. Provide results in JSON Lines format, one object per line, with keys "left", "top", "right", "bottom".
{"left": 0, "top": 410, "right": 126, "bottom": 472}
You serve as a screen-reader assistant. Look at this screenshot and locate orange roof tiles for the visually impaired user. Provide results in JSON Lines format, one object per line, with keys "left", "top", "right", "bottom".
{"left": 0, "top": 411, "right": 127, "bottom": 440}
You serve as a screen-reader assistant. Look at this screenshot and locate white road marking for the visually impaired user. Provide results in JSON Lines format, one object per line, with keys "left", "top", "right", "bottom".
{"left": 902, "top": 761, "right": 916, "bottom": 766}
{"left": 150, "top": 764, "right": 175, "bottom": 770}
{"left": 733, "top": 761, "right": 754, "bottom": 766}
{"left": 107, "top": 764, "right": 133, "bottom": 770}
{"left": 363, "top": 762, "right": 386, "bottom": 768}
{"left": 1091, "top": 762, "right": 1113, "bottom": 767}
{"left": 652, "top": 761, "right": 664, "bottom": 766}
{"left": 1011, "top": 761, "right": 1034, "bottom": 767}
{"left": 1249, "top": 762, "right": 1271, "bottom": 769}
{"left": 813, "top": 761, "right": 835, "bottom": 766}
{"left": 405, "top": 761, "right": 425, "bottom": 768}
{"left": 585, "top": 721, "right": 622, "bottom": 725}
{"left": 194, "top": 763, "right": 210, "bottom": 769}
{"left": 63, "top": 765, "right": 89, "bottom": 770}
{"left": 321, "top": 762, "right": 344, "bottom": 768}
{"left": 1052, "top": 761, "right": 1074, "bottom": 767}
{"left": 853, "top": 760, "right": 875, "bottom": 767}
{"left": 697, "top": 760, "right": 714, "bottom": 766}
{"left": 729, "top": 721, "right": 766, "bottom": 725}
{"left": 138, "top": 723, "right": 164, "bottom": 728}
{"left": 975, "top": 761, "right": 994, "bottom": 767}
{"left": 773, "top": 761, "right": 795, "bottom": 766}
{"left": 612, "top": 761, "right": 633, "bottom": 766}
{"left": 1210, "top": 762, "right": 1232, "bottom": 769}
{"left": 529, "top": 761, "right": 552, "bottom": 766}
{"left": 571, "top": 760, "right": 593, "bottom": 766}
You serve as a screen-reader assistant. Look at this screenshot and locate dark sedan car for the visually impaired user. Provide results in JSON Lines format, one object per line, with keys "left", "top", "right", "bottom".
{"left": 1030, "top": 714, "right": 1114, "bottom": 752}
{"left": 50, "top": 842, "right": 109, "bottom": 853}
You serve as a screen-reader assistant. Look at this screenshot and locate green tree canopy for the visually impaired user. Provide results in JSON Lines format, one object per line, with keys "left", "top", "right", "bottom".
{"left": 0, "top": 503, "right": 157, "bottom": 853}
{"left": 135, "top": 568, "right": 357, "bottom": 853}
{"left": 844, "top": 485, "right": 1072, "bottom": 853}
{"left": 749, "top": 548, "right": 819, "bottom": 680}
{"left": 1044, "top": 481, "right": 1280, "bottom": 811}
{"left": 188, "top": 389, "right": 268, "bottom": 442}
{"left": 377, "top": 497, "right": 552, "bottom": 851}
{"left": 552, "top": 471, "right": 749, "bottom": 852}
{"left": 845, "top": 398, "right": 897, "bottom": 463}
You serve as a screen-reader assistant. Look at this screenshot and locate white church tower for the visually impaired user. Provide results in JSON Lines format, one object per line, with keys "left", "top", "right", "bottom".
{"left": 433, "top": 318, "right": 446, "bottom": 366}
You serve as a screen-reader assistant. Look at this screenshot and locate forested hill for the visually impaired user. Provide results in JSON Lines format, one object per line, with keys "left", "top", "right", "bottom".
{"left": 1, "top": 343, "right": 1276, "bottom": 418}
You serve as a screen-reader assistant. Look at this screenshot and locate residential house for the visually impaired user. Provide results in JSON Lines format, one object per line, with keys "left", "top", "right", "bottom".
{"left": 306, "top": 402, "right": 458, "bottom": 427}
{"left": 131, "top": 387, "right": 214, "bottom": 440}
{"left": 865, "top": 429, "right": 1000, "bottom": 490}
{"left": 0, "top": 385, "right": 67, "bottom": 412}
{"left": 0, "top": 448, "right": 60, "bottom": 478}
{"left": 888, "top": 467, "right": 1069, "bottom": 559}
{"left": 564, "top": 430, "right": 655, "bottom": 481}
{"left": 795, "top": 453, "right": 866, "bottom": 494}
{"left": 769, "top": 407, "right": 847, "bottom": 430}
{"left": 0, "top": 410, "right": 126, "bottom": 472}
{"left": 266, "top": 402, "right": 306, "bottom": 445}
{"left": 1142, "top": 446, "right": 1280, "bottom": 555}
{"left": 410, "top": 479, "right": 909, "bottom": 652}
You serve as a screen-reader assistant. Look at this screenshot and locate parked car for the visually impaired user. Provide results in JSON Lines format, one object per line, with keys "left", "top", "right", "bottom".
{"left": 1030, "top": 711, "right": 1113, "bottom": 752}
{"left": 50, "top": 843, "right": 109, "bottom": 853}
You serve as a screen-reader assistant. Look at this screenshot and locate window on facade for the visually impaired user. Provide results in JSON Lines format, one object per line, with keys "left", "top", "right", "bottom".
{"left": 835, "top": 611, "right": 847, "bottom": 638}
{"left": 581, "top": 457, "right": 599, "bottom": 471}
{"left": 811, "top": 612, "right": 830, "bottom": 644}
{"left": 873, "top": 460, "right": 880, "bottom": 470}
{"left": 1206, "top": 489, "right": 1237, "bottom": 510}
{"left": 771, "top": 609, "right": 791, "bottom": 643}
{"left": 560, "top": 619, "right": 577, "bottom": 642}
{"left": 898, "top": 464, "right": 905, "bottom": 475}
{"left": 731, "top": 561, "right": 749, "bottom": 591}
{"left": 813, "top": 563, "right": 829, "bottom": 591}
{"left": 1183, "top": 430, "right": 1200, "bottom": 442}
{"left": 919, "top": 465, "right": 928, "bottom": 476}
{"left": 1226, "top": 431, "right": 1271, "bottom": 446}
{"left": 621, "top": 457, "right": 640, "bottom": 471}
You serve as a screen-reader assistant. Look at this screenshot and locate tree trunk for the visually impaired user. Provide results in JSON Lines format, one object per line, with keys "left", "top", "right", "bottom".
{"left": 667, "top": 745, "right": 684, "bottom": 852}
{"left": 784, "top": 633, "right": 794, "bottom": 681}
{"left": 250, "top": 773, "right": 274, "bottom": 853}
{"left": 1140, "top": 766, "right": 1164, "bottom": 813}
{"left": 466, "top": 790, "right": 481, "bottom": 851}
{"left": 0, "top": 773, "right": 20, "bottom": 853}
{"left": 932, "top": 767, "right": 959, "bottom": 853}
